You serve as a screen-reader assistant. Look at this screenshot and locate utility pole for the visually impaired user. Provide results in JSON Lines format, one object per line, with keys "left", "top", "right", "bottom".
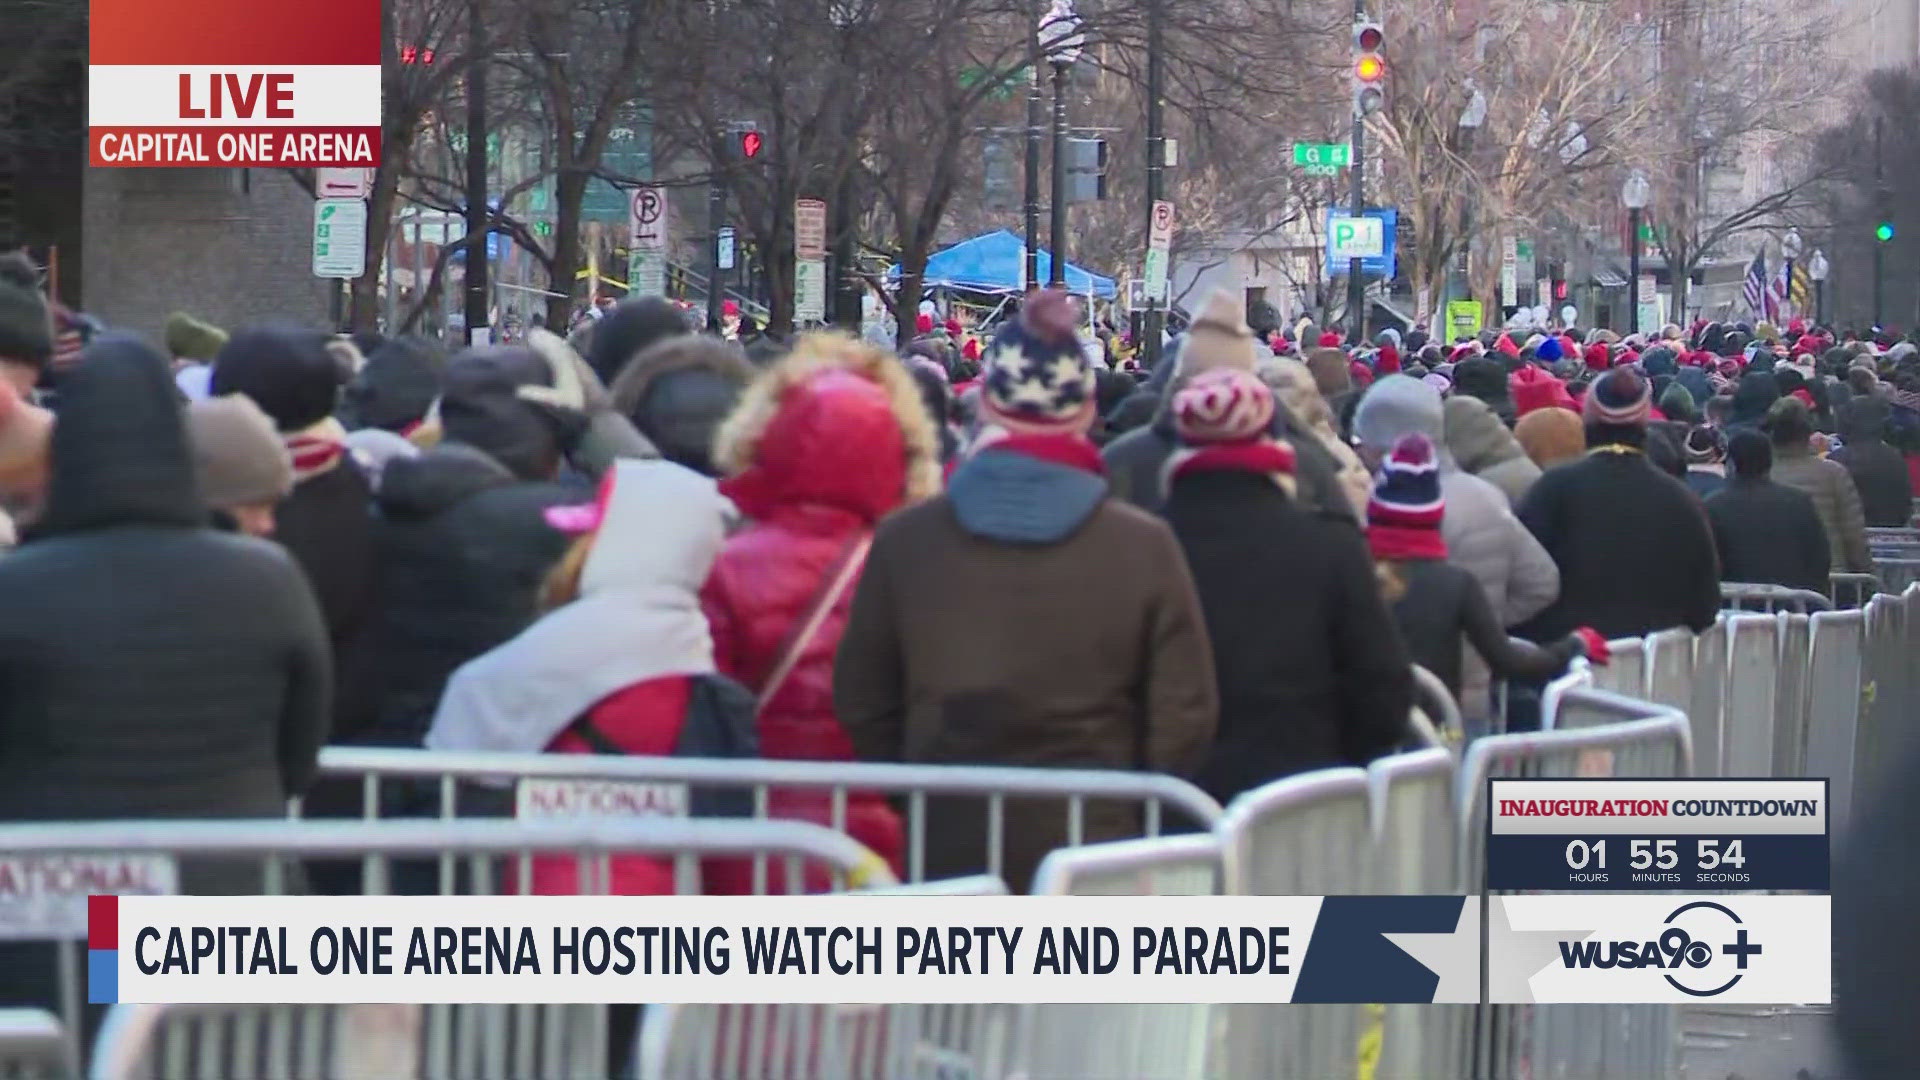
{"left": 1024, "top": 0, "right": 1043, "bottom": 292}
{"left": 462, "top": 0, "right": 489, "bottom": 345}
{"left": 1049, "top": 59, "right": 1070, "bottom": 288}
{"left": 1874, "top": 114, "right": 1886, "bottom": 329}
{"left": 1346, "top": 2, "right": 1376, "bottom": 345}
{"left": 1142, "top": 0, "right": 1165, "bottom": 364}
{"left": 707, "top": 163, "right": 727, "bottom": 330}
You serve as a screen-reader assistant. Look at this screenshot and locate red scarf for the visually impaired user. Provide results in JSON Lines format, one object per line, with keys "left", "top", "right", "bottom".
{"left": 1168, "top": 440, "right": 1295, "bottom": 484}
{"left": 979, "top": 431, "right": 1105, "bottom": 475}
{"left": 285, "top": 418, "right": 348, "bottom": 484}
{"left": 1368, "top": 524, "right": 1448, "bottom": 561}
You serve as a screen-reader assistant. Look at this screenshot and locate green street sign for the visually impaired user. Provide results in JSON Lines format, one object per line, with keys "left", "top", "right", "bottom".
{"left": 1292, "top": 142, "right": 1351, "bottom": 169}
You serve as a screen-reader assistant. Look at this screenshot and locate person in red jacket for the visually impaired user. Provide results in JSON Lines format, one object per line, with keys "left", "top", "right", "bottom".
{"left": 425, "top": 457, "right": 756, "bottom": 895}
{"left": 703, "top": 332, "right": 942, "bottom": 888}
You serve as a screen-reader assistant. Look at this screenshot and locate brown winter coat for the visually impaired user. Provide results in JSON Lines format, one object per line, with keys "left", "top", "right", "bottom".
{"left": 834, "top": 485, "right": 1217, "bottom": 893}
{"left": 1770, "top": 444, "right": 1873, "bottom": 573}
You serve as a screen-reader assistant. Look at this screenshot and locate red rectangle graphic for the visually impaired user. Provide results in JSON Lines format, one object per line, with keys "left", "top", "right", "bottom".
{"left": 87, "top": 895, "right": 118, "bottom": 950}
{"left": 91, "top": 0, "right": 381, "bottom": 66}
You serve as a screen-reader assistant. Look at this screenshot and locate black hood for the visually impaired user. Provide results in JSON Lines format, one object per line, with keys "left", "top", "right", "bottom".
{"left": 608, "top": 335, "right": 752, "bottom": 477}
{"left": 376, "top": 442, "right": 515, "bottom": 520}
{"left": 1730, "top": 373, "right": 1780, "bottom": 425}
{"left": 37, "top": 335, "right": 203, "bottom": 537}
{"left": 440, "top": 346, "right": 586, "bottom": 482}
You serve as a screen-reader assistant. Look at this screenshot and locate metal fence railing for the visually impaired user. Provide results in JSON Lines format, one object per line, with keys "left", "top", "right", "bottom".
{"left": 7, "top": 818, "right": 888, "bottom": 1080}
{"left": 301, "top": 751, "right": 1224, "bottom": 890}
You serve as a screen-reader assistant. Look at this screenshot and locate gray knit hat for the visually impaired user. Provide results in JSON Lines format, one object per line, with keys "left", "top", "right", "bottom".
{"left": 186, "top": 394, "right": 293, "bottom": 508}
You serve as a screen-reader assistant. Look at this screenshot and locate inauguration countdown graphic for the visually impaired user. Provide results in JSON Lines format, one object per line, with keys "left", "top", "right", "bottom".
{"left": 1482, "top": 778, "right": 1831, "bottom": 1004}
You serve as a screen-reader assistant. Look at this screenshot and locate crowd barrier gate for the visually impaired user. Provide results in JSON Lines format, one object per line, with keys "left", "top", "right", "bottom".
{"left": 301, "top": 752, "right": 1225, "bottom": 889}
{"left": 0, "top": 1010, "right": 66, "bottom": 1080}
{"left": 1, "top": 818, "right": 886, "bottom": 1080}
{"left": 1459, "top": 706, "right": 1693, "bottom": 1080}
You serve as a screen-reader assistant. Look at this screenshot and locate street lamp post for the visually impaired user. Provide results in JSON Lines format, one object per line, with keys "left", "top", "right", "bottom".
{"left": 1042, "top": 0, "right": 1082, "bottom": 290}
{"left": 1809, "top": 249, "right": 1830, "bottom": 327}
{"left": 1621, "top": 170, "right": 1650, "bottom": 334}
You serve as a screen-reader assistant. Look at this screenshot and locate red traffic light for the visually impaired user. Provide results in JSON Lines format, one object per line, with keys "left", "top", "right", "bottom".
{"left": 400, "top": 45, "right": 435, "bottom": 64}
{"left": 741, "top": 131, "right": 763, "bottom": 159}
{"left": 1356, "top": 24, "right": 1382, "bottom": 50}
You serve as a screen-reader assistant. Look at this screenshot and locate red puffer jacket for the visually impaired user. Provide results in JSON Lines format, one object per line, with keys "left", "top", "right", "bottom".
{"left": 704, "top": 356, "right": 940, "bottom": 888}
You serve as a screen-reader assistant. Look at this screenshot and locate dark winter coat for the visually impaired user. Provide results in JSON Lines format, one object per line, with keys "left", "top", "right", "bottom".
{"left": 1704, "top": 479, "right": 1831, "bottom": 594}
{"left": 1771, "top": 444, "right": 1873, "bottom": 572}
{"left": 1159, "top": 467, "right": 1410, "bottom": 804}
{"left": 1101, "top": 391, "right": 1355, "bottom": 521}
{"left": 1515, "top": 450, "right": 1721, "bottom": 641}
{"left": 608, "top": 336, "right": 753, "bottom": 476}
{"left": 1389, "top": 558, "right": 1582, "bottom": 701}
{"left": 275, "top": 462, "right": 375, "bottom": 669}
{"left": 0, "top": 339, "right": 331, "bottom": 832}
{"left": 340, "top": 443, "right": 582, "bottom": 747}
{"left": 835, "top": 441, "right": 1217, "bottom": 893}
{"left": 1833, "top": 398, "right": 1914, "bottom": 527}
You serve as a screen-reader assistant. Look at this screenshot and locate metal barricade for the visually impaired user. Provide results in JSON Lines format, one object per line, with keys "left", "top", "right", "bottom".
{"left": 1806, "top": 610, "right": 1866, "bottom": 835}
{"left": 1367, "top": 750, "right": 1466, "bottom": 1080}
{"left": 1022, "top": 838, "right": 1221, "bottom": 1080}
{"left": 1411, "top": 664, "right": 1464, "bottom": 746}
{"left": 0, "top": 1010, "right": 68, "bottom": 1080}
{"left": 1872, "top": 556, "right": 1920, "bottom": 593}
{"left": 1718, "top": 583, "right": 1832, "bottom": 614}
{"left": 1689, "top": 619, "right": 1729, "bottom": 777}
{"left": 2, "top": 818, "right": 887, "bottom": 1080}
{"left": 1829, "top": 572, "right": 1880, "bottom": 609}
{"left": 1641, "top": 627, "right": 1694, "bottom": 717}
{"left": 305, "top": 750, "right": 1223, "bottom": 888}
{"left": 1856, "top": 595, "right": 1904, "bottom": 802}
{"left": 1458, "top": 709, "right": 1691, "bottom": 1080}
{"left": 1723, "top": 615, "right": 1780, "bottom": 776}
{"left": 634, "top": 877, "right": 1016, "bottom": 1080}
{"left": 1589, "top": 637, "right": 1645, "bottom": 698}
{"left": 1215, "top": 769, "right": 1371, "bottom": 1080}
{"left": 1772, "top": 613, "right": 1813, "bottom": 777}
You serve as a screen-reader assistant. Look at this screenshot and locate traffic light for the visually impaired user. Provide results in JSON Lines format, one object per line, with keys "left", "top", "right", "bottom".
{"left": 1065, "top": 137, "right": 1108, "bottom": 203}
{"left": 722, "top": 123, "right": 764, "bottom": 166}
{"left": 1876, "top": 221, "right": 1895, "bottom": 243}
{"left": 1352, "top": 18, "right": 1385, "bottom": 118}
{"left": 399, "top": 45, "right": 435, "bottom": 64}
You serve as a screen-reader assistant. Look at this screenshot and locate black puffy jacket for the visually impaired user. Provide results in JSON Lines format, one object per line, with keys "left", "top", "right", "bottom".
{"left": 339, "top": 443, "right": 583, "bottom": 748}
{"left": 1834, "top": 398, "right": 1914, "bottom": 527}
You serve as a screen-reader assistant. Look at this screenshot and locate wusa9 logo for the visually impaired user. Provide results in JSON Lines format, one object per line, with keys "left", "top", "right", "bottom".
{"left": 1557, "top": 900, "right": 1763, "bottom": 997}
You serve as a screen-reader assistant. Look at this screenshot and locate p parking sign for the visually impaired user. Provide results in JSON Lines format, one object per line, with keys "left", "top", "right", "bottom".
{"left": 1328, "top": 215, "right": 1385, "bottom": 260}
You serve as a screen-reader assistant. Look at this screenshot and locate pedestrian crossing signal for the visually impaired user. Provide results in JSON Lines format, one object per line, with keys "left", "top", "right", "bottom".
{"left": 741, "top": 131, "right": 763, "bottom": 160}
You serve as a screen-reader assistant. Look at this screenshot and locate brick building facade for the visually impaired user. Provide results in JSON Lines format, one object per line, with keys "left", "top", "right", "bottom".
{"left": 81, "top": 167, "right": 331, "bottom": 341}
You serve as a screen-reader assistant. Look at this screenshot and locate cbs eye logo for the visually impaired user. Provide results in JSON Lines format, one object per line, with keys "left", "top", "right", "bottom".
{"left": 1557, "top": 900, "right": 1762, "bottom": 996}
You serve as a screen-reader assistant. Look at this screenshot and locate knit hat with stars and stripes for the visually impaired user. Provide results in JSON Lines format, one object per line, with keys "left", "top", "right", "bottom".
{"left": 980, "top": 289, "right": 1096, "bottom": 435}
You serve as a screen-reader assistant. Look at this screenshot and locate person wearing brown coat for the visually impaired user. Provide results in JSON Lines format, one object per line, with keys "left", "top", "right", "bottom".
{"left": 835, "top": 290, "right": 1218, "bottom": 893}
{"left": 1767, "top": 396, "right": 1872, "bottom": 573}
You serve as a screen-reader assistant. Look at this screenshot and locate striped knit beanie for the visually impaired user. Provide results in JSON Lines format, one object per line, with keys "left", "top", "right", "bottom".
{"left": 1173, "top": 368, "right": 1275, "bottom": 445}
{"left": 1367, "top": 432, "right": 1447, "bottom": 560}
{"left": 1370, "top": 433, "right": 1443, "bottom": 528}
{"left": 980, "top": 289, "right": 1095, "bottom": 434}
{"left": 1583, "top": 367, "right": 1652, "bottom": 428}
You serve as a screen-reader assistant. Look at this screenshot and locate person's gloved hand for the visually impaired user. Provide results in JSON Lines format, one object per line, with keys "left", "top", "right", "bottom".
{"left": 1573, "top": 627, "right": 1611, "bottom": 666}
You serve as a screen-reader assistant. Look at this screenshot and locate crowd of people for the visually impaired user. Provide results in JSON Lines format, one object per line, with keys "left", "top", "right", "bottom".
{"left": 0, "top": 253, "right": 1914, "bottom": 958}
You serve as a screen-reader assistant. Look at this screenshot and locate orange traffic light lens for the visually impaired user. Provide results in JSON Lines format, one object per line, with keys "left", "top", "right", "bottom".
{"left": 1354, "top": 55, "right": 1385, "bottom": 82}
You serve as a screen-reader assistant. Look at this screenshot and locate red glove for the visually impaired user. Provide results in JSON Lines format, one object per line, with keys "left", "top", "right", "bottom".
{"left": 1574, "top": 627, "right": 1611, "bottom": 666}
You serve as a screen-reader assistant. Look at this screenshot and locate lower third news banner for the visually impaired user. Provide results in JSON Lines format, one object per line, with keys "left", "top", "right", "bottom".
{"left": 88, "top": 892, "right": 1829, "bottom": 1006}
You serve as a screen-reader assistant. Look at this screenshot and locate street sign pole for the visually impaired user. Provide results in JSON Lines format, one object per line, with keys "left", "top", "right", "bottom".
{"left": 794, "top": 198, "right": 828, "bottom": 325}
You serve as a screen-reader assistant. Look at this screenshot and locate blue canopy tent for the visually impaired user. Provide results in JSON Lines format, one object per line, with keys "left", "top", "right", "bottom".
{"left": 887, "top": 229, "right": 1116, "bottom": 299}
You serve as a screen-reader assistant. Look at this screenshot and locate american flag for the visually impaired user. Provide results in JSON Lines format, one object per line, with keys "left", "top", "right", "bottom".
{"left": 1768, "top": 260, "right": 1793, "bottom": 321}
{"left": 1743, "top": 251, "right": 1769, "bottom": 319}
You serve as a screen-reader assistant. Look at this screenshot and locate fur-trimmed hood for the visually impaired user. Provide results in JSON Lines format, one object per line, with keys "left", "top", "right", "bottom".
{"left": 713, "top": 332, "right": 941, "bottom": 523}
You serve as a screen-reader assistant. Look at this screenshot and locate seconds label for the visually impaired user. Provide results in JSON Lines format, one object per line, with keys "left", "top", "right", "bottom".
{"left": 1485, "top": 779, "right": 1829, "bottom": 892}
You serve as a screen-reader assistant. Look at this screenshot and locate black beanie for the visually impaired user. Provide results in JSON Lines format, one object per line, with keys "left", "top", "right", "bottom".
{"left": 210, "top": 326, "right": 342, "bottom": 432}
{"left": 586, "top": 298, "right": 689, "bottom": 386}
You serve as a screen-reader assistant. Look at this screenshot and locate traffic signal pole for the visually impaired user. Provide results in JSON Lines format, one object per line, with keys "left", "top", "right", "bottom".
{"left": 463, "top": 0, "right": 489, "bottom": 345}
{"left": 1346, "top": 1, "right": 1366, "bottom": 345}
{"left": 1874, "top": 115, "right": 1886, "bottom": 329}
{"left": 1024, "top": 0, "right": 1043, "bottom": 292}
{"left": 708, "top": 152, "right": 727, "bottom": 330}
{"left": 1142, "top": 0, "right": 1165, "bottom": 364}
